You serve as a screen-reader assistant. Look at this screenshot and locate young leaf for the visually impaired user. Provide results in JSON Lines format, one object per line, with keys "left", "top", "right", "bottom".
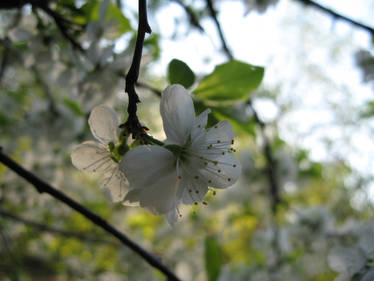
{"left": 167, "top": 59, "right": 196, "bottom": 88}
{"left": 194, "top": 60, "right": 264, "bottom": 101}
{"left": 204, "top": 236, "right": 222, "bottom": 281}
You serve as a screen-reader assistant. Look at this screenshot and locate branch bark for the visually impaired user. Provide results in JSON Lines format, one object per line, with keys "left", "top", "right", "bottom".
{"left": 295, "top": 0, "right": 374, "bottom": 35}
{"left": 0, "top": 209, "right": 117, "bottom": 245}
{"left": 0, "top": 149, "right": 181, "bottom": 281}
{"left": 123, "top": 0, "right": 152, "bottom": 139}
{"left": 205, "top": 0, "right": 233, "bottom": 60}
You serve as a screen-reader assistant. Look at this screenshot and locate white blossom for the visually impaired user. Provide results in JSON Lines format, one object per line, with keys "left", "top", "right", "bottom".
{"left": 120, "top": 84, "right": 241, "bottom": 224}
{"left": 71, "top": 105, "right": 129, "bottom": 202}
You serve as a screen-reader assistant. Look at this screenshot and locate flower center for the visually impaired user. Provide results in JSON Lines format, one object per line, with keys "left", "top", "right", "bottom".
{"left": 108, "top": 141, "right": 129, "bottom": 163}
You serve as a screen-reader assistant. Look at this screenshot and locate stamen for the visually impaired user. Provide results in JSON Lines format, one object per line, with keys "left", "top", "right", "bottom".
{"left": 203, "top": 201, "right": 208, "bottom": 205}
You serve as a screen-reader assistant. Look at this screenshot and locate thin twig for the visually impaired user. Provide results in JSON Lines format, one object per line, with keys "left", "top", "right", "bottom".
{"left": 172, "top": 0, "right": 204, "bottom": 32}
{"left": 35, "top": 4, "right": 84, "bottom": 52}
{"left": 205, "top": 0, "right": 233, "bottom": 60}
{"left": 0, "top": 0, "right": 84, "bottom": 52}
{"left": 204, "top": 0, "right": 280, "bottom": 211}
{"left": 0, "top": 209, "right": 118, "bottom": 245}
{"left": 204, "top": 1, "right": 282, "bottom": 267}
{"left": 123, "top": 0, "right": 152, "bottom": 139}
{"left": 0, "top": 149, "right": 181, "bottom": 281}
{"left": 295, "top": 0, "right": 374, "bottom": 35}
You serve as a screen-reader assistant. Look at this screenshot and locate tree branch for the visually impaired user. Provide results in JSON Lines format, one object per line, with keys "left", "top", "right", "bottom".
{"left": 0, "top": 209, "right": 117, "bottom": 245}
{"left": 0, "top": 0, "right": 84, "bottom": 52}
{"left": 204, "top": 2, "right": 282, "bottom": 267}
{"left": 205, "top": 0, "right": 233, "bottom": 60}
{"left": 295, "top": 0, "right": 374, "bottom": 35}
{"left": 172, "top": 0, "right": 204, "bottom": 32}
{"left": 0, "top": 149, "right": 181, "bottom": 281}
{"left": 123, "top": 0, "right": 152, "bottom": 139}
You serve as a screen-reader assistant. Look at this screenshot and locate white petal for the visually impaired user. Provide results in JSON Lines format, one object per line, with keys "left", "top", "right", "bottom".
{"left": 178, "top": 169, "right": 209, "bottom": 204}
{"left": 199, "top": 153, "right": 241, "bottom": 188}
{"left": 191, "top": 109, "right": 211, "bottom": 144}
{"left": 88, "top": 105, "right": 119, "bottom": 144}
{"left": 206, "top": 120, "right": 234, "bottom": 148}
{"left": 161, "top": 84, "right": 195, "bottom": 145}
{"left": 71, "top": 141, "right": 114, "bottom": 173}
{"left": 121, "top": 145, "right": 178, "bottom": 214}
{"left": 100, "top": 167, "right": 129, "bottom": 202}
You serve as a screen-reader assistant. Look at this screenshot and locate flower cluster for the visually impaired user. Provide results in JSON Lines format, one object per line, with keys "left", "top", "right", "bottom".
{"left": 71, "top": 84, "right": 241, "bottom": 224}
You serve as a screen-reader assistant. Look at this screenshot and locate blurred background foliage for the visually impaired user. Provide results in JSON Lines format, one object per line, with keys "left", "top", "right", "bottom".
{"left": 1, "top": 0, "right": 374, "bottom": 280}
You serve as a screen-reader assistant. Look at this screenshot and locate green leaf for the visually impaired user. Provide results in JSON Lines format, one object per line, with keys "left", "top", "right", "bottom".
{"left": 204, "top": 236, "right": 222, "bottom": 281}
{"left": 63, "top": 99, "right": 85, "bottom": 116}
{"left": 194, "top": 60, "right": 264, "bottom": 101}
{"left": 87, "top": 0, "right": 131, "bottom": 40}
{"left": 167, "top": 59, "right": 196, "bottom": 88}
{"left": 211, "top": 105, "right": 256, "bottom": 136}
{"left": 360, "top": 100, "right": 374, "bottom": 119}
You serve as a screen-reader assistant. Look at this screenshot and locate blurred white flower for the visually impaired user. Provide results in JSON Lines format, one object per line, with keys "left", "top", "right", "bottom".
{"left": 71, "top": 105, "right": 129, "bottom": 202}
{"left": 121, "top": 84, "right": 241, "bottom": 224}
{"left": 328, "top": 222, "right": 374, "bottom": 281}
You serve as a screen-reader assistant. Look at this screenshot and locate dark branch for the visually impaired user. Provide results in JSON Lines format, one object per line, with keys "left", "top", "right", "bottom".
{"left": 37, "top": 4, "right": 84, "bottom": 52}
{"left": 172, "top": 0, "right": 204, "bottom": 32}
{"left": 0, "top": 0, "right": 84, "bottom": 52}
{"left": 248, "top": 102, "right": 280, "bottom": 213}
{"left": 295, "top": 0, "right": 374, "bottom": 35}
{"left": 205, "top": 0, "right": 233, "bottom": 60}
{"left": 0, "top": 209, "right": 118, "bottom": 245}
{"left": 123, "top": 0, "right": 152, "bottom": 139}
{"left": 0, "top": 149, "right": 181, "bottom": 281}
{"left": 205, "top": 0, "right": 280, "bottom": 210}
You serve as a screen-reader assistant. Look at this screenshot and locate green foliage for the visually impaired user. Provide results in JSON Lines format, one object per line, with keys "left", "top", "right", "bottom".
{"left": 204, "top": 236, "right": 223, "bottom": 281}
{"left": 82, "top": 0, "right": 132, "bottom": 39}
{"left": 167, "top": 59, "right": 196, "bottom": 88}
{"left": 360, "top": 100, "right": 374, "bottom": 118}
{"left": 194, "top": 60, "right": 264, "bottom": 101}
{"left": 63, "top": 98, "right": 85, "bottom": 116}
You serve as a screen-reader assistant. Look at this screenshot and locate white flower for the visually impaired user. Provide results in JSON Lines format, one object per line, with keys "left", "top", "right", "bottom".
{"left": 120, "top": 84, "right": 241, "bottom": 224}
{"left": 71, "top": 105, "right": 129, "bottom": 202}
